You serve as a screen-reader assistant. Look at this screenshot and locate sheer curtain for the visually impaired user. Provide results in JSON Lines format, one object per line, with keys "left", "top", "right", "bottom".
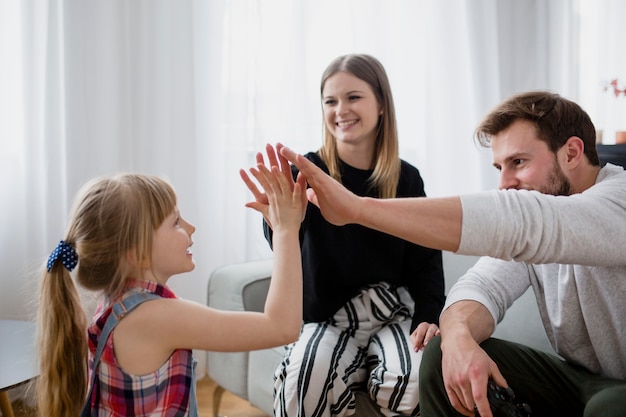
{"left": 578, "top": 0, "right": 626, "bottom": 143}
{"left": 1, "top": 0, "right": 596, "bottom": 380}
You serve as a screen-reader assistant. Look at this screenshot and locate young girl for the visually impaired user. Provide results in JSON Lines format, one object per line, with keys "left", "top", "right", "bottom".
{"left": 37, "top": 164, "right": 306, "bottom": 416}
{"left": 248, "top": 54, "right": 445, "bottom": 417}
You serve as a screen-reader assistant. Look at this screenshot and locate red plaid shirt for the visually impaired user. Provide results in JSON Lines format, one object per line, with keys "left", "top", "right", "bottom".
{"left": 87, "top": 279, "right": 195, "bottom": 416}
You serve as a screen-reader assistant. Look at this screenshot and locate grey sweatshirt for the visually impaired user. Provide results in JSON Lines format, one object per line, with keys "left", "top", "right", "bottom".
{"left": 445, "top": 163, "right": 626, "bottom": 380}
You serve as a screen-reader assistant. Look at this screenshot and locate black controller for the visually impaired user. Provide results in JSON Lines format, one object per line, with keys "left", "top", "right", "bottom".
{"left": 475, "top": 380, "right": 532, "bottom": 417}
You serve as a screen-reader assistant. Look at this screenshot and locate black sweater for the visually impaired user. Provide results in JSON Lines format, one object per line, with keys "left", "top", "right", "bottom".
{"left": 264, "top": 152, "right": 445, "bottom": 332}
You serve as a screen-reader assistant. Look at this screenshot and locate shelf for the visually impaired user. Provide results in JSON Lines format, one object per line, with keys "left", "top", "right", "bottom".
{"left": 597, "top": 143, "right": 626, "bottom": 167}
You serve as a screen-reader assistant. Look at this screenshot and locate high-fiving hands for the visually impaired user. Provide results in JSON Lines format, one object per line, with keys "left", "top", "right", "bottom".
{"left": 278, "top": 144, "right": 364, "bottom": 226}
{"left": 241, "top": 142, "right": 366, "bottom": 228}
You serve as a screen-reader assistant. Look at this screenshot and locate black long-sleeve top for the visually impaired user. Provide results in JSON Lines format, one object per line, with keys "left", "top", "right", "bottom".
{"left": 264, "top": 152, "right": 445, "bottom": 332}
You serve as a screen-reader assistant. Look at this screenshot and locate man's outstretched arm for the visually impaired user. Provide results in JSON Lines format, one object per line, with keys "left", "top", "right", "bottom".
{"left": 279, "top": 144, "right": 463, "bottom": 252}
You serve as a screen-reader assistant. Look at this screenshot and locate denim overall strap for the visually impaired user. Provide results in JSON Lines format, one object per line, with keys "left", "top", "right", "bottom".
{"left": 80, "top": 292, "right": 160, "bottom": 417}
{"left": 189, "top": 357, "right": 199, "bottom": 417}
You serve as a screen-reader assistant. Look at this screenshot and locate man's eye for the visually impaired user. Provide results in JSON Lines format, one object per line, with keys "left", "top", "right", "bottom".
{"left": 513, "top": 159, "right": 524, "bottom": 165}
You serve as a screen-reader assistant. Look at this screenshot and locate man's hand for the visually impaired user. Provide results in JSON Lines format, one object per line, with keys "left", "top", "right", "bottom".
{"left": 441, "top": 337, "right": 506, "bottom": 416}
{"left": 280, "top": 144, "right": 363, "bottom": 226}
{"left": 439, "top": 301, "right": 507, "bottom": 417}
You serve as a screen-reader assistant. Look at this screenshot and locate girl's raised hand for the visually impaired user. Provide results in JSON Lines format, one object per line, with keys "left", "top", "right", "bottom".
{"left": 240, "top": 143, "right": 307, "bottom": 229}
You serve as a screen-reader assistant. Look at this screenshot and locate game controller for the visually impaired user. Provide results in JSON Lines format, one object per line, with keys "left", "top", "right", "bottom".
{"left": 475, "top": 380, "right": 532, "bottom": 417}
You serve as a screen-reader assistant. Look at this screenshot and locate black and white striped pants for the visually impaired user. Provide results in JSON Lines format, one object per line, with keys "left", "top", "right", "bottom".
{"left": 274, "top": 283, "right": 422, "bottom": 417}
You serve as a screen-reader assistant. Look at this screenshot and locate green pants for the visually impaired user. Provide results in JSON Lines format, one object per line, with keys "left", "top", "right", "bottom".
{"left": 419, "top": 336, "right": 626, "bottom": 417}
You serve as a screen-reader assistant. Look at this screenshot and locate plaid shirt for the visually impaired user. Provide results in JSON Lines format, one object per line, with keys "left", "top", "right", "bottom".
{"left": 87, "top": 279, "right": 195, "bottom": 416}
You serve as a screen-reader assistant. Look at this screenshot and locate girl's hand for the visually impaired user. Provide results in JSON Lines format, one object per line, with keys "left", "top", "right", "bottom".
{"left": 240, "top": 144, "right": 307, "bottom": 230}
{"left": 410, "top": 321, "right": 440, "bottom": 351}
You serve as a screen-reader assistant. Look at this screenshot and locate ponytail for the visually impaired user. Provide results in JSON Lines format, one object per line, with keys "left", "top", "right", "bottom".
{"left": 37, "top": 259, "right": 88, "bottom": 417}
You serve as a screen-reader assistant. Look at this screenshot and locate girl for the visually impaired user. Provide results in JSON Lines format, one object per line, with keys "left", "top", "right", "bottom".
{"left": 37, "top": 164, "right": 306, "bottom": 416}
{"left": 250, "top": 54, "right": 445, "bottom": 417}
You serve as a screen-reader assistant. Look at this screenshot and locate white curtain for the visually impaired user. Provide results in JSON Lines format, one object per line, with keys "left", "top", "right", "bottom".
{"left": 578, "top": 0, "right": 626, "bottom": 143}
{"left": 2, "top": 0, "right": 609, "bottom": 379}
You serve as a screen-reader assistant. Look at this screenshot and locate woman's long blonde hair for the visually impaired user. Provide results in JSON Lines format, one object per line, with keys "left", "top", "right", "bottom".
{"left": 37, "top": 173, "right": 177, "bottom": 417}
{"left": 318, "top": 54, "right": 401, "bottom": 198}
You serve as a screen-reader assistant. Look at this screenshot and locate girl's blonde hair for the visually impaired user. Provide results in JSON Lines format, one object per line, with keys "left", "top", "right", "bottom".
{"left": 37, "top": 173, "right": 177, "bottom": 417}
{"left": 319, "top": 54, "right": 400, "bottom": 198}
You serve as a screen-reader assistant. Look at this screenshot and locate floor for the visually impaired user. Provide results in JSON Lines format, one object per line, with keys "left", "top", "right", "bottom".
{"left": 197, "top": 377, "right": 270, "bottom": 417}
{"left": 8, "top": 377, "right": 269, "bottom": 417}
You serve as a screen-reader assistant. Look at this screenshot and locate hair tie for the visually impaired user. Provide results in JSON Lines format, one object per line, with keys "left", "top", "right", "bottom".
{"left": 47, "top": 240, "right": 79, "bottom": 272}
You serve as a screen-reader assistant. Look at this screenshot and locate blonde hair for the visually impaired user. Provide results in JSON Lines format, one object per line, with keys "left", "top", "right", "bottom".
{"left": 37, "top": 173, "right": 177, "bottom": 417}
{"left": 319, "top": 54, "right": 400, "bottom": 198}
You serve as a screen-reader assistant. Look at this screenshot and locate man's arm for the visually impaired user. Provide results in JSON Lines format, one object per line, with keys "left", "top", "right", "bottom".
{"left": 360, "top": 197, "right": 462, "bottom": 252}
{"left": 280, "top": 145, "right": 463, "bottom": 252}
{"left": 440, "top": 300, "right": 494, "bottom": 349}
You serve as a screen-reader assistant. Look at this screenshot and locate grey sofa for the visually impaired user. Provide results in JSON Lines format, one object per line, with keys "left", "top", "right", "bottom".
{"left": 206, "top": 252, "right": 554, "bottom": 417}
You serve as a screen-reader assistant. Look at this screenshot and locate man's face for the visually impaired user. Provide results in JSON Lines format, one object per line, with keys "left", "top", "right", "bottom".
{"left": 491, "top": 119, "right": 571, "bottom": 196}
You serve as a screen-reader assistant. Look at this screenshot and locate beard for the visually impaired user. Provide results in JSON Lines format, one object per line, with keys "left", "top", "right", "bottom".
{"left": 541, "top": 157, "right": 571, "bottom": 196}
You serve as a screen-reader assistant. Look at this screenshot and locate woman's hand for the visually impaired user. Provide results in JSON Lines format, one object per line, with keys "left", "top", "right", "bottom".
{"left": 410, "top": 321, "right": 440, "bottom": 351}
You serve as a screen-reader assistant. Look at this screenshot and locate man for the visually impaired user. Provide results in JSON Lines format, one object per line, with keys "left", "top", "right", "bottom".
{"left": 272, "top": 91, "right": 626, "bottom": 417}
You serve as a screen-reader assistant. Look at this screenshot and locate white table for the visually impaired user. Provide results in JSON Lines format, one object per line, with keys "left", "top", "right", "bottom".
{"left": 0, "top": 320, "right": 38, "bottom": 417}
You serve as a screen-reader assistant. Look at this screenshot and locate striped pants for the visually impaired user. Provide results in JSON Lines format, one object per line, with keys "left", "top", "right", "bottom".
{"left": 274, "top": 283, "right": 422, "bottom": 417}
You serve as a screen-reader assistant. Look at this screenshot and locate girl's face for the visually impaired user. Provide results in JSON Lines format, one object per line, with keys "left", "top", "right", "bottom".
{"left": 148, "top": 207, "right": 196, "bottom": 284}
{"left": 322, "top": 71, "right": 382, "bottom": 150}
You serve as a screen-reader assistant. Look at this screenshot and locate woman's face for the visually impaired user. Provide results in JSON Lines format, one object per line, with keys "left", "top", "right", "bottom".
{"left": 322, "top": 71, "right": 382, "bottom": 150}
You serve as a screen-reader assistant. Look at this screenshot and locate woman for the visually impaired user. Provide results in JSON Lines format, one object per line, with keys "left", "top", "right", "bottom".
{"left": 261, "top": 54, "right": 445, "bottom": 417}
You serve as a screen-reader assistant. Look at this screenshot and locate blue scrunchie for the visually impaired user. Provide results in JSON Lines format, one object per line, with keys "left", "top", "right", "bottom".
{"left": 47, "top": 240, "right": 79, "bottom": 272}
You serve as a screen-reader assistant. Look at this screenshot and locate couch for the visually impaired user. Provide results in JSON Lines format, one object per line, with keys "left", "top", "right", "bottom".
{"left": 206, "top": 252, "right": 555, "bottom": 417}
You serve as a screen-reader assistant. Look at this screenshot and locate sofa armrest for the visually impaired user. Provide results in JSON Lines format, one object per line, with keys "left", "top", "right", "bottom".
{"left": 207, "top": 258, "right": 273, "bottom": 312}
{"left": 206, "top": 258, "right": 273, "bottom": 401}
{"left": 248, "top": 346, "right": 284, "bottom": 415}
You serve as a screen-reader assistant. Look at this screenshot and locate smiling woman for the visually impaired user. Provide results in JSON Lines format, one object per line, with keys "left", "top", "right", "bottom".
{"left": 259, "top": 55, "right": 447, "bottom": 417}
